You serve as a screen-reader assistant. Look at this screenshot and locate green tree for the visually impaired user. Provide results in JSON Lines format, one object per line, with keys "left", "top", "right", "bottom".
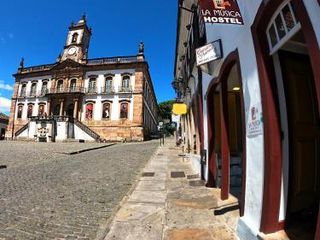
{"left": 158, "top": 100, "right": 176, "bottom": 136}
{"left": 158, "top": 100, "right": 175, "bottom": 121}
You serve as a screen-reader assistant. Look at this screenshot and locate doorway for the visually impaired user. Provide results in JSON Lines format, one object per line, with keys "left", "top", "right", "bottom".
{"left": 207, "top": 53, "right": 246, "bottom": 215}
{"left": 252, "top": 0, "right": 320, "bottom": 234}
{"left": 275, "top": 43, "right": 320, "bottom": 239}
{"left": 53, "top": 104, "right": 60, "bottom": 116}
{"left": 67, "top": 103, "right": 74, "bottom": 118}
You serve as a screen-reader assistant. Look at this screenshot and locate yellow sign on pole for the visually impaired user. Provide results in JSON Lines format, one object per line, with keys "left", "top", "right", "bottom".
{"left": 172, "top": 103, "right": 187, "bottom": 115}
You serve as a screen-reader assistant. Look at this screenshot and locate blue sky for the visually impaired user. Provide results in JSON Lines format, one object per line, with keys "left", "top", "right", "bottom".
{"left": 0, "top": 0, "right": 177, "bottom": 114}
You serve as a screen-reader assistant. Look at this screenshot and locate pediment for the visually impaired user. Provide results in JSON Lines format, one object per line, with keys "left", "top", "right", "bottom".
{"left": 51, "top": 59, "right": 84, "bottom": 71}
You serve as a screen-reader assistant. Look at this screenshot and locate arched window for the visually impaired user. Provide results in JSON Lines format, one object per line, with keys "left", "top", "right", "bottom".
{"left": 86, "top": 103, "right": 94, "bottom": 120}
{"left": 17, "top": 105, "right": 23, "bottom": 119}
{"left": 38, "top": 104, "right": 45, "bottom": 117}
{"left": 105, "top": 77, "right": 113, "bottom": 93}
{"left": 120, "top": 102, "right": 129, "bottom": 119}
{"left": 267, "top": 1, "right": 299, "bottom": 54}
{"left": 57, "top": 80, "right": 64, "bottom": 93}
{"left": 70, "top": 79, "right": 77, "bottom": 92}
{"left": 88, "top": 78, "right": 96, "bottom": 93}
{"left": 31, "top": 82, "right": 37, "bottom": 96}
{"left": 20, "top": 84, "right": 27, "bottom": 97}
{"left": 71, "top": 32, "right": 78, "bottom": 43}
{"left": 27, "top": 104, "right": 33, "bottom": 118}
{"left": 41, "top": 81, "right": 48, "bottom": 95}
{"left": 121, "top": 76, "right": 131, "bottom": 92}
{"left": 102, "top": 102, "right": 111, "bottom": 119}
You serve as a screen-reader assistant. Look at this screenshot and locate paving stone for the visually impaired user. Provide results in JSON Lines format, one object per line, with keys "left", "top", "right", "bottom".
{"left": 0, "top": 141, "right": 158, "bottom": 239}
{"left": 135, "top": 180, "right": 166, "bottom": 191}
{"left": 166, "top": 228, "right": 213, "bottom": 240}
{"left": 127, "top": 190, "right": 166, "bottom": 204}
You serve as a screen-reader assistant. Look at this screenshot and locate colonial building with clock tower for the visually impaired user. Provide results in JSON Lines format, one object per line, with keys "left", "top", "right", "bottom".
{"left": 6, "top": 16, "right": 158, "bottom": 142}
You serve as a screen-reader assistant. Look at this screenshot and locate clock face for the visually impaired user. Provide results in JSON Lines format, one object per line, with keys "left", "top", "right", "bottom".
{"left": 68, "top": 47, "right": 77, "bottom": 55}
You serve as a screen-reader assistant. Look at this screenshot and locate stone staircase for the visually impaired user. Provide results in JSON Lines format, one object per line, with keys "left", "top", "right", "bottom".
{"left": 73, "top": 118, "right": 102, "bottom": 142}
{"left": 14, "top": 123, "right": 29, "bottom": 137}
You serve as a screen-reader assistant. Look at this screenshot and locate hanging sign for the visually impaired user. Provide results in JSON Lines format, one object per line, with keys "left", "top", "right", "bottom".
{"left": 199, "top": 0, "right": 244, "bottom": 25}
{"left": 172, "top": 103, "right": 187, "bottom": 115}
{"left": 196, "top": 40, "right": 222, "bottom": 66}
{"left": 247, "top": 103, "right": 263, "bottom": 138}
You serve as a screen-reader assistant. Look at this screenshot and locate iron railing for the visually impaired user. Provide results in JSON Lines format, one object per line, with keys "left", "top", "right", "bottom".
{"left": 47, "top": 87, "right": 85, "bottom": 94}
{"left": 101, "top": 87, "right": 115, "bottom": 94}
{"left": 85, "top": 87, "right": 98, "bottom": 94}
{"left": 87, "top": 56, "right": 138, "bottom": 65}
{"left": 19, "top": 64, "right": 56, "bottom": 74}
{"left": 118, "top": 86, "right": 133, "bottom": 93}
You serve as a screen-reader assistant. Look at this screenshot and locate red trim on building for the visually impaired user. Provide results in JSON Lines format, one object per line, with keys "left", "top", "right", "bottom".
{"left": 252, "top": 1, "right": 283, "bottom": 233}
{"left": 293, "top": 0, "right": 320, "bottom": 115}
{"left": 206, "top": 50, "right": 246, "bottom": 211}
{"left": 252, "top": 0, "right": 320, "bottom": 234}
{"left": 220, "top": 80, "right": 230, "bottom": 200}
{"left": 206, "top": 88, "right": 217, "bottom": 187}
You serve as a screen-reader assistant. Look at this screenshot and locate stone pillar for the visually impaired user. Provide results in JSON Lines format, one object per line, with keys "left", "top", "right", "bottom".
{"left": 59, "top": 99, "right": 64, "bottom": 116}
{"left": 6, "top": 82, "right": 20, "bottom": 139}
{"left": 47, "top": 100, "right": 51, "bottom": 116}
{"left": 73, "top": 99, "right": 78, "bottom": 119}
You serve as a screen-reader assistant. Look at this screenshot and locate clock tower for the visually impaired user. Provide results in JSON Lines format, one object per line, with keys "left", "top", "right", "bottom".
{"left": 60, "top": 15, "right": 92, "bottom": 63}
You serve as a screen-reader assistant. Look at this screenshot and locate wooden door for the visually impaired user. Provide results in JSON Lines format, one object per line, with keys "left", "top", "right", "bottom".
{"left": 279, "top": 50, "right": 320, "bottom": 215}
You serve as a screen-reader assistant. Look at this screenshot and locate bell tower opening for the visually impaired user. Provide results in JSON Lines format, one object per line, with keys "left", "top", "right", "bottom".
{"left": 60, "top": 15, "right": 92, "bottom": 63}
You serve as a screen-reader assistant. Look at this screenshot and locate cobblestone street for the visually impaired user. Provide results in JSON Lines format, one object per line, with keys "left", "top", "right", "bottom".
{"left": 0, "top": 141, "right": 158, "bottom": 240}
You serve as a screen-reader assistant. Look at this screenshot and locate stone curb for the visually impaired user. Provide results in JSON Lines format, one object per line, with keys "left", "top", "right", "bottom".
{"left": 56, "top": 143, "right": 116, "bottom": 155}
{"left": 95, "top": 143, "right": 162, "bottom": 240}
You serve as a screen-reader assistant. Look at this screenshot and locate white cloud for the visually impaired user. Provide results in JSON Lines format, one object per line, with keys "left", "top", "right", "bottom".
{"left": 0, "top": 97, "right": 11, "bottom": 113}
{"left": 0, "top": 80, "right": 13, "bottom": 91}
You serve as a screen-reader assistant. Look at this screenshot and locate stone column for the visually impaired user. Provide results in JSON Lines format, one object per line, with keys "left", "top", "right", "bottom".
{"left": 59, "top": 99, "right": 64, "bottom": 116}
{"left": 47, "top": 100, "right": 51, "bottom": 116}
{"left": 73, "top": 99, "right": 78, "bottom": 119}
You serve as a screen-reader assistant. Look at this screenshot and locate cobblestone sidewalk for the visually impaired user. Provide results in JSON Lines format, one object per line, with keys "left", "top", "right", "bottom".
{"left": 104, "top": 137, "right": 240, "bottom": 240}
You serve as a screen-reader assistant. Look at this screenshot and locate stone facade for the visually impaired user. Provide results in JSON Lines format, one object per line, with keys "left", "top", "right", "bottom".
{"left": 6, "top": 17, "right": 158, "bottom": 142}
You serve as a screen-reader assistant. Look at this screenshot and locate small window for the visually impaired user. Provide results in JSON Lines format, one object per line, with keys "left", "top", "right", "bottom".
{"left": 122, "top": 76, "right": 130, "bottom": 88}
{"left": 267, "top": 1, "right": 299, "bottom": 54}
{"left": 20, "top": 84, "right": 27, "bottom": 97}
{"left": 57, "top": 80, "right": 64, "bottom": 93}
{"left": 17, "top": 105, "right": 23, "bottom": 119}
{"left": 88, "top": 78, "right": 96, "bottom": 93}
{"left": 27, "top": 105, "right": 33, "bottom": 118}
{"left": 72, "top": 32, "right": 78, "bottom": 43}
{"left": 38, "top": 104, "right": 45, "bottom": 116}
{"left": 105, "top": 77, "right": 113, "bottom": 92}
{"left": 120, "top": 102, "right": 129, "bottom": 119}
{"left": 70, "top": 79, "right": 77, "bottom": 92}
{"left": 31, "top": 82, "right": 37, "bottom": 96}
{"left": 102, "top": 102, "right": 111, "bottom": 119}
{"left": 41, "top": 81, "right": 48, "bottom": 95}
{"left": 86, "top": 103, "right": 93, "bottom": 120}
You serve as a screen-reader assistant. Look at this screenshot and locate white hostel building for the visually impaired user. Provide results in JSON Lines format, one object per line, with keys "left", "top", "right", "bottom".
{"left": 173, "top": 0, "right": 320, "bottom": 239}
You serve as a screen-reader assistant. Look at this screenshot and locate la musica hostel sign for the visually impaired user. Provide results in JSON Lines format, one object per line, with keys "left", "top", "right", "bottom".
{"left": 199, "top": 0, "right": 244, "bottom": 25}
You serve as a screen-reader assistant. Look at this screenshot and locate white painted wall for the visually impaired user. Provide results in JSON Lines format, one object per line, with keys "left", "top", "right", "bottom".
{"left": 303, "top": 0, "right": 320, "bottom": 46}
{"left": 74, "top": 125, "right": 95, "bottom": 141}
{"left": 55, "top": 121, "right": 67, "bottom": 141}
{"left": 28, "top": 121, "right": 37, "bottom": 139}
{"left": 200, "top": 0, "right": 320, "bottom": 237}
{"left": 16, "top": 125, "right": 29, "bottom": 138}
{"left": 201, "top": 0, "right": 265, "bottom": 236}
